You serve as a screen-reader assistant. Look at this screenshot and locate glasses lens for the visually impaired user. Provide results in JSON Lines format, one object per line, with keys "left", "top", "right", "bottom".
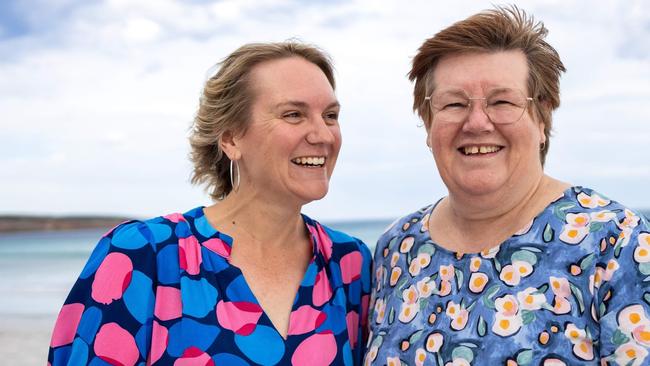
{"left": 485, "top": 89, "right": 528, "bottom": 124}
{"left": 429, "top": 88, "right": 530, "bottom": 124}
{"left": 429, "top": 91, "right": 469, "bottom": 124}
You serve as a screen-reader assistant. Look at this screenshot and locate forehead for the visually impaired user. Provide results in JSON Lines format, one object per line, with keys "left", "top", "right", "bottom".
{"left": 248, "top": 57, "right": 335, "bottom": 107}
{"left": 432, "top": 50, "right": 529, "bottom": 93}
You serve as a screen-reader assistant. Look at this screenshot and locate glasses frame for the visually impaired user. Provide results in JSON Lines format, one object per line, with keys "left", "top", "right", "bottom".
{"left": 424, "top": 89, "right": 534, "bottom": 125}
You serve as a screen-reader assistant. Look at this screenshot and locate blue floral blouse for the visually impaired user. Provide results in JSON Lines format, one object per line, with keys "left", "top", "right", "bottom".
{"left": 48, "top": 207, "right": 372, "bottom": 366}
{"left": 365, "top": 187, "right": 650, "bottom": 366}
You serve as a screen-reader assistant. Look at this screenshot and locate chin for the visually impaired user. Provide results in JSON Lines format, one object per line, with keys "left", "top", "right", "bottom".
{"left": 450, "top": 173, "right": 506, "bottom": 196}
{"left": 292, "top": 183, "right": 330, "bottom": 205}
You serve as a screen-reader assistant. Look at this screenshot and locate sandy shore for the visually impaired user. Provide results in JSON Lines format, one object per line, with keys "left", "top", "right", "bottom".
{"left": 0, "top": 313, "right": 56, "bottom": 365}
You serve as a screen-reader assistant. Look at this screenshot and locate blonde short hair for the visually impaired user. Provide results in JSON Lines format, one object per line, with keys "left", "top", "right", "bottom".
{"left": 409, "top": 5, "right": 565, "bottom": 165}
{"left": 189, "top": 42, "right": 335, "bottom": 200}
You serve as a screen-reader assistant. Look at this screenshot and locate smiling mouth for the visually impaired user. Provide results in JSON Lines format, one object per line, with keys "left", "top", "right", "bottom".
{"left": 459, "top": 145, "right": 503, "bottom": 155}
{"left": 291, "top": 156, "right": 326, "bottom": 167}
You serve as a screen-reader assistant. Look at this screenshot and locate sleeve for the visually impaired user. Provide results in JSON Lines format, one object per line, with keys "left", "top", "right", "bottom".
{"left": 48, "top": 221, "right": 157, "bottom": 366}
{"left": 596, "top": 211, "right": 650, "bottom": 365}
{"left": 356, "top": 239, "right": 373, "bottom": 365}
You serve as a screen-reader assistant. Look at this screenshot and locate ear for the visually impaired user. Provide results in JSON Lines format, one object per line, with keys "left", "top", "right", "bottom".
{"left": 220, "top": 130, "right": 241, "bottom": 161}
{"left": 534, "top": 100, "right": 550, "bottom": 145}
{"left": 537, "top": 121, "right": 546, "bottom": 145}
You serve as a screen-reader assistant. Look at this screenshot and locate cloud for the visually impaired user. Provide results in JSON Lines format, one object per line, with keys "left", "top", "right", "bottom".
{"left": 1, "top": 0, "right": 648, "bottom": 220}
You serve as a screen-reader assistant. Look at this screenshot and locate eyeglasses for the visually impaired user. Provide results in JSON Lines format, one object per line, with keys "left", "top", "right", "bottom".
{"left": 424, "top": 88, "right": 534, "bottom": 124}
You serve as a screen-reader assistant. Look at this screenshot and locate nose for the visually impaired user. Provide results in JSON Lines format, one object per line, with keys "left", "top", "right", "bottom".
{"left": 462, "top": 99, "right": 494, "bottom": 133}
{"left": 306, "top": 117, "right": 337, "bottom": 145}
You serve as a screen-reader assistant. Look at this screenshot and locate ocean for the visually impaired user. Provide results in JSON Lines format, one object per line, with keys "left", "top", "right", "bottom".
{"left": 0, "top": 219, "right": 391, "bottom": 317}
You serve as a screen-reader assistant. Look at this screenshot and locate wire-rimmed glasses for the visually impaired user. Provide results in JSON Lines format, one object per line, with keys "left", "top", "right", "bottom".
{"left": 424, "top": 88, "right": 533, "bottom": 124}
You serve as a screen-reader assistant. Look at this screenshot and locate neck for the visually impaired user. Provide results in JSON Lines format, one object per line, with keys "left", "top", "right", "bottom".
{"left": 433, "top": 174, "right": 569, "bottom": 252}
{"left": 447, "top": 173, "right": 547, "bottom": 222}
{"left": 204, "top": 187, "right": 305, "bottom": 250}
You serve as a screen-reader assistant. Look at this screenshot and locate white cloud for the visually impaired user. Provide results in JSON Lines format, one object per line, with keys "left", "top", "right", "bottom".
{"left": 1, "top": 0, "right": 648, "bottom": 220}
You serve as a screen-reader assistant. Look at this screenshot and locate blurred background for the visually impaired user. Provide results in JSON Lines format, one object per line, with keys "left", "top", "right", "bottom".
{"left": 1, "top": 0, "right": 648, "bottom": 364}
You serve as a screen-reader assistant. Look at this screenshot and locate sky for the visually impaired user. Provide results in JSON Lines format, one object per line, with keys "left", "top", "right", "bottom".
{"left": 0, "top": 0, "right": 649, "bottom": 221}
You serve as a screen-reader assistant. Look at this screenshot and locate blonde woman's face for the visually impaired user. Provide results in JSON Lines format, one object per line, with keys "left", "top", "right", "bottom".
{"left": 233, "top": 57, "right": 341, "bottom": 206}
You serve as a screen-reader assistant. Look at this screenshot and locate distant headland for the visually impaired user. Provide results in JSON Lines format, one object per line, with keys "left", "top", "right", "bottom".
{"left": 0, "top": 215, "right": 133, "bottom": 233}
{"left": 0, "top": 210, "right": 648, "bottom": 234}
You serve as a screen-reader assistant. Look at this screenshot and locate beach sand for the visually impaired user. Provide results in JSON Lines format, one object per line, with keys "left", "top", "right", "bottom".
{"left": 0, "top": 313, "right": 56, "bottom": 365}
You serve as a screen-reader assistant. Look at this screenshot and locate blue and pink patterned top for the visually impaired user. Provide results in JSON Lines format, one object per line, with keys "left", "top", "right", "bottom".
{"left": 48, "top": 207, "right": 372, "bottom": 366}
{"left": 365, "top": 187, "right": 650, "bottom": 366}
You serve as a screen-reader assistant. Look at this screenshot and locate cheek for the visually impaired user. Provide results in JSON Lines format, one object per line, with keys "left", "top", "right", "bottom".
{"left": 332, "top": 127, "right": 343, "bottom": 153}
{"left": 426, "top": 125, "right": 450, "bottom": 151}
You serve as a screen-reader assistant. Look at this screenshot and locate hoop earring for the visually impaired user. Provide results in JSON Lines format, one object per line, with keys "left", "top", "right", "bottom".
{"left": 540, "top": 142, "right": 546, "bottom": 151}
{"left": 229, "top": 159, "right": 240, "bottom": 193}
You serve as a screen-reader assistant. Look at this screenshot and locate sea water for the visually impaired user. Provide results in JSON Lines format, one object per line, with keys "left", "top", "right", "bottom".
{"left": 0, "top": 219, "right": 391, "bottom": 316}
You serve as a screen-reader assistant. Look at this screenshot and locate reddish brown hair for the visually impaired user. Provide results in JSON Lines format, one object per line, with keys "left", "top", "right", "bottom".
{"left": 409, "top": 5, "right": 565, "bottom": 165}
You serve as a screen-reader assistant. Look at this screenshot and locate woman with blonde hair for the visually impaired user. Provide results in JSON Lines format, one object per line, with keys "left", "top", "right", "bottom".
{"left": 49, "top": 41, "right": 371, "bottom": 366}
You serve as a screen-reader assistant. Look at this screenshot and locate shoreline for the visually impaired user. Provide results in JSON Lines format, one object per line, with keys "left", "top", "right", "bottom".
{"left": 0, "top": 313, "right": 56, "bottom": 365}
{"left": 0, "top": 216, "right": 131, "bottom": 233}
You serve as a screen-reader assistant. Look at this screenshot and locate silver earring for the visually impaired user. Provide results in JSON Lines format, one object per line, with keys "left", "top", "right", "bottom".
{"left": 229, "top": 159, "right": 240, "bottom": 192}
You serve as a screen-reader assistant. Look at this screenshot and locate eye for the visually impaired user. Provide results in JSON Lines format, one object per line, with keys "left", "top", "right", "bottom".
{"left": 282, "top": 111, "right": 304, "bottom": 123}
{"left": 488, "top": 99, "right": 518, "bottom": 108}
{"left": 431, "top": 92, "right": 469, "bottom": 112}
{"left": 440, "top": 101, "right": 468, "bottom": 110}
{"left": 493, "top": 99, "right": 514, "bottom": 105}
{"left": 323, "top": 110, "right": 339, "bottom": 125}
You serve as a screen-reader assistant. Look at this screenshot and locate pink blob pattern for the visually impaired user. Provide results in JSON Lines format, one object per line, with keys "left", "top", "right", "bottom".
{"left": 309, "top": 224, "right": 333, "bottom": 261}
{"left": 291, "top": 331, "right": 337, "bottom": 366}
{"left": 339, "top": 251, "right": 363, "bottom": 284}
{"left": 346, "top": 310, "right": 359, "bottom": 349}
{"left": 215, "top": 301, "right": 263, "bottom": 335}
{"left": 149, "top": 320, "right": 169, "bottom": 365}
{"left": 91, "top": 252, "right": 133, "bottom": 305}
{"left": 48, "top": 208, "right": 372, "bottom": 366}
{"left": 173, "top": 347, "right": 215, "bottom": 366}
{"left": 287, "top": 305, "right": 327, "bottom": 336}
{"left": 179, "top": 235, "right": 202, "bottom": 275}
{"left": 163, "top": 213, "right": 186, "bottom": 223}
{"left": 361, "top": 294, "right": 370, "bottom": 328}
{"left": 94, "top": 322, "right": 139, "bottom": 366}
{"left": 154, "top": 286, "right": 182, "bottom": 321}
{"left": 312, "top": 268, "right": 333, "bottom": 307}
{"left": 50, "top": 303, "right": 85, "bottom": 347}
{"left": 202, "top": 238, "right": 232, "bottom": 258}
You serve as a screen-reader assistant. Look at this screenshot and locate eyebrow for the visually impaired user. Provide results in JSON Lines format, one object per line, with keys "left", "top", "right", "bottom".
{"left": 433, "top": 87, "right": 519, "bottom": 97}
{"left": 274, "top": 100, "right": 340, "bottom": 110}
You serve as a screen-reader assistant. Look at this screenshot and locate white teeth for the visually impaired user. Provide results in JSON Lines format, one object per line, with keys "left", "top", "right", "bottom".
{"left": 292, "top": 156, "right": 326, "bottom": 166}
{"left": 462, "top": 146, "right": 501, "bottom": 155}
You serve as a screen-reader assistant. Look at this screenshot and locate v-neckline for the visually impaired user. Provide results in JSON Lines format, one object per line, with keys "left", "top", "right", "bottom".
{"left": 230, "top": 256, "right": 317, "bottom": 341}
{"left": 197, "top": 207, "right": 321, "bottom": 341}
